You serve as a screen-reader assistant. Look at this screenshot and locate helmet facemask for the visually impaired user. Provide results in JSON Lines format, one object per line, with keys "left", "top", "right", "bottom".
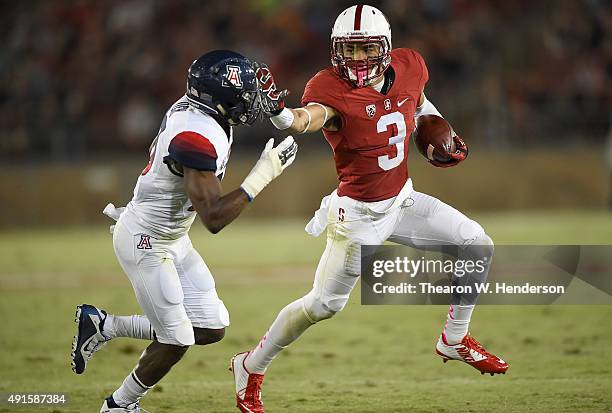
{"left": 221, "top": 89, "right": 262, "bottom": 126}
{"left": 331, "top": 36, "right": 391, "bottom": 88}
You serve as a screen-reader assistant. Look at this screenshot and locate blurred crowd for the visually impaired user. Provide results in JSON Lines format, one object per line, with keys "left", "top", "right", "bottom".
{"left": 1, "top": 0, "right": 611, "bottom": 161}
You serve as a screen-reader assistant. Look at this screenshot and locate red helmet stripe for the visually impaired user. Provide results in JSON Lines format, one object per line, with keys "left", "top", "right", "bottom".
{"left": 353, "top": 4, "right": 364, "bottom": 30}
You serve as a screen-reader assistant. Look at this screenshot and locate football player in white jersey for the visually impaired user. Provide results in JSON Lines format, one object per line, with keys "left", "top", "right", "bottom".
{"left": 70, "top": 50, "right": 298, "bottom": 413}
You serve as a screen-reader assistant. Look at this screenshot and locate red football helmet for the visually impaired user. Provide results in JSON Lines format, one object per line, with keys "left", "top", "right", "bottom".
{"left": 331, "top": 5, "right": 392, "bottom": 88}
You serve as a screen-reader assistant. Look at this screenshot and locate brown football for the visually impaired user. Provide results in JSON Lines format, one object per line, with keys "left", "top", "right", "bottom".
{"left": 413, "top": 115, "right": 455, "bottom": 163}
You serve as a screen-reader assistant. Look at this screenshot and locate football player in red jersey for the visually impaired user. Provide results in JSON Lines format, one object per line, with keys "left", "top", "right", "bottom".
{"left": 231, "top": 5, "right": 507, "bottom": 412}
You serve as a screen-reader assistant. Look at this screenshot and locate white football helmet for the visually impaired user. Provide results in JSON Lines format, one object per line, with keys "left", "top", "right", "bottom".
{"left": 331, "top": 5, "right": 392, "bottom": 87}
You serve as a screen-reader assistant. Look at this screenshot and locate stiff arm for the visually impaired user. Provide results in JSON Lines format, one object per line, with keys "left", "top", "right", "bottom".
{"left": 273, "top": 92, "right": 426, "bottom": 134}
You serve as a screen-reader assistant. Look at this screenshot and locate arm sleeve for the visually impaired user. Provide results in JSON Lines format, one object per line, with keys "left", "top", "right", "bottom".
{"left": 167, "top": 131, "right": 218, "bottom": 171}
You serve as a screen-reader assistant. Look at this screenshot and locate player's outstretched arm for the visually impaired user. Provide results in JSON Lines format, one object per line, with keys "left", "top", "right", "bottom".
{"left": 255, "top": 62, "right": 339, "bottom": 134}
{"left": 274, "top": 104, "right": 339, "bottom": 134}
{"left": 184, "top": 136, "right": 298, "bottom": 234}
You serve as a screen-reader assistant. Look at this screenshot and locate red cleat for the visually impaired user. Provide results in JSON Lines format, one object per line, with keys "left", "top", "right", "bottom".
{"left": 436, "top": 333, "right": 508, "bottom": 375}
{"left": 230, "top": 351, "right": 265, "bottom": 413}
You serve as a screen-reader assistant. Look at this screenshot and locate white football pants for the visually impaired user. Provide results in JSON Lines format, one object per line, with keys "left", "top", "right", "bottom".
{"left": 112, "top": 215, "right": 230, "bottom": 346}
{"left": 302, "top": 184, "right": 493, "bottom": 321}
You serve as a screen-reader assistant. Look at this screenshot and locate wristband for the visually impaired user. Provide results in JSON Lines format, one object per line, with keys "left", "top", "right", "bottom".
{"left": 270, "top": 107, "right": 294, "bottom": 130}
{"left": 239, "top": 186, "right": 254, "bottom": 202}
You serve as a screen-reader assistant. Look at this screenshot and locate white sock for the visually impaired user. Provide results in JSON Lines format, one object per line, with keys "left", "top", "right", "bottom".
{"left": 112, "top": 370, "right": 152, "bottom": 407}
{"left": 443, "top": 304, "right": 474, "bottom": 344}
{"left": 245, "top": 298, "right": 314, "bottom": 374}
{"left": 105, "top": 315, "right": 154, "bottom": 341}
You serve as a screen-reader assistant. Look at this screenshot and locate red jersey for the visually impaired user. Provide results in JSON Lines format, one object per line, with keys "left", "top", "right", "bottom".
{"left": 302, "top": 48, "right": 429, "bottom": 202}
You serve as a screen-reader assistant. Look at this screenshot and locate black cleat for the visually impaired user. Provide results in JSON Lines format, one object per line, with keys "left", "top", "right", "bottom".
{"left": 71, "top": 304, "right": 110, "bottom": 374}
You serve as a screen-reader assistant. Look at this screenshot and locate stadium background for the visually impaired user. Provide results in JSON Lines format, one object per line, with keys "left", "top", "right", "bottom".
{"left": 1, "top": 1, "right": 611, "bottom": 412}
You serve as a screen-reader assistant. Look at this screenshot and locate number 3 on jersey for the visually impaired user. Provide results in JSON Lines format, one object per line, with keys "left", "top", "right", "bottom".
{"left": 377, "top": 111, "right": 406, "bottom": 171}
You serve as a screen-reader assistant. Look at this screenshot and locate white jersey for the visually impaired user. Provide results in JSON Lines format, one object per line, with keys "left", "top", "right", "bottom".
{"left": 123, "top": 96, "right": 233, "bottom": 238}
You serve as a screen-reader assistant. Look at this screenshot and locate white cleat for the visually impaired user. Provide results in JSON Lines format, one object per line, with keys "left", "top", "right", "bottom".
{"left": 100, "top": 396, "right": 149, "bottom": 413}
{"left": 230, "top": 351, "right": 265, "bottom": 413}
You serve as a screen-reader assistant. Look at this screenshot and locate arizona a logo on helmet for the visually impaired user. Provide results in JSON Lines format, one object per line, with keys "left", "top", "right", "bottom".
{"left": 224, "top": 65, "right": 243, "bottom": 88}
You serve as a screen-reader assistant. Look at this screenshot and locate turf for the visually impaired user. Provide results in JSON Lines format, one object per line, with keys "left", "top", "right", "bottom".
{"left": 0, "top": 211, "right": 611, "bottom": 412}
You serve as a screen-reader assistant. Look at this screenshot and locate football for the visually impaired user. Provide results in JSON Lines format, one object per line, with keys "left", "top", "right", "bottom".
{"left": 413, "top": 115, "right": 456, "bottom": 163}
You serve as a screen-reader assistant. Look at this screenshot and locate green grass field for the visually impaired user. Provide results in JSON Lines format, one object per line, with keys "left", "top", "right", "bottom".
{"left": 1, "top": 211, "right": 611, "bottom": 412}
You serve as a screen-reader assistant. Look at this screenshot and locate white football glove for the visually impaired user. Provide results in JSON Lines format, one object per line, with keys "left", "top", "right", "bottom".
{"left": 241, "top": 136, "right": 298, "bottom": 200}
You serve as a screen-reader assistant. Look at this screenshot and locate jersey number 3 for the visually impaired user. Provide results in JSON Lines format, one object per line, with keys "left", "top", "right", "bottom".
{"left": 377, "top": 111, "right": 406, "bottom": 171}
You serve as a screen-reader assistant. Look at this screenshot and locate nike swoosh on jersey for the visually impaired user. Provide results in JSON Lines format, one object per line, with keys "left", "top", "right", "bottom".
{"left": 397, "top": 97, "right": 412, "bottom": 107}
